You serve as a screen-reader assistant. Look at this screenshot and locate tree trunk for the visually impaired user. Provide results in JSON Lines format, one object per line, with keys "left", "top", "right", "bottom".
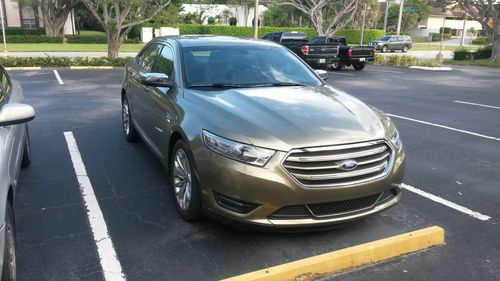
{"left": 45, "top": 24, "right": 64, "bottom": 37}
{"left": 107, "top": 33, "right": 122, "bottom": 58}
{"left": 491, "top": 35, "right": 500, "bottom": 62}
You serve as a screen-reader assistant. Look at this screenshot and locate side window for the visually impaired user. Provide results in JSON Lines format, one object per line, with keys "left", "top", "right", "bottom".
{"left": 263, "top": 34, "right": 272, "bottom": 40}
{"left": 154, "top": 45, "right": 175, "bottom": 78}
{"left": 273, "top": 33, "right": 281, "bottom": 42}
{"left": 0, "top": 69, "right": 10, "bottom": 105}
{"left": 137, "top": 44, "right": 161, "bottom": 72}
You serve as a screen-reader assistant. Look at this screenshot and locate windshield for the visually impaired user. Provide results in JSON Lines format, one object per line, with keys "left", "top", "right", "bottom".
{"left": 378, "top": 36, "right": 392, "bottom": 41}
{"left": 182, "top": 45, "right": 322, "bottom": 88}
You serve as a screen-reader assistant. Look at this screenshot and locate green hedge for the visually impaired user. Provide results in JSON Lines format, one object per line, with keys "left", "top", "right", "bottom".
{"left": 0, "top": 56, "right": 132, "bottom": 67}
{"left": 0, "top": 35, "right": 63, "bottom": 43}
{"left": 5, "top": 28, "right": 45, "bottom": 35}
{"left": 163, "top": 24, "right": 318, "bottom": 40}
{"left": 471, "top": 37, "right": 489, "bottom": 45}
{"left": 66, "top": 35, "right": 108, "bottom": 43}
{"left": 454, "top": 45, "right": 492, "bottom": 60}
{"left": 373, "top": 54, "right": 438, "bottom": 67}
{"left": 335, "top": 29, "right": 386, "bottom": 44}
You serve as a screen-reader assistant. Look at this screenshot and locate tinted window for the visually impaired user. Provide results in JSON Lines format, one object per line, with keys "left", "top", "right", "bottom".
{"left": 262, "top": 34, "right": 273, "bottom": 40}
{"left": 182, "top": 45, "right": 322, "bottom": 88}
{"left": 311, "top": 37, "right": 326, "bottom": 44}
{"left": 138, "top": 44, "right": 161, "bottom": 72}
{"left": 154, "top": 45, "right": 175, "bottom": 78}
{"left": 0, "top": 69, "right": 10, "bottom": 105}
{"left": 379, "top": 36, "right": 392, "bottom": 41}
{"left": 272, "top": 33, "right": 281, "bottom": 42}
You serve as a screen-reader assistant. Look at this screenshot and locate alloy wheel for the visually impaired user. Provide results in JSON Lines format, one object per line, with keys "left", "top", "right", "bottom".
{"left": 173, "top": 149, "right": 192, "bottom": 211}
{"left": 122, "top": 100, "right": 130, "bottom": 135}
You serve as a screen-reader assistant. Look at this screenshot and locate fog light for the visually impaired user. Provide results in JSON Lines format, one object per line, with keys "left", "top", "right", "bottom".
{"left": 213, "top": 191, "right": 260, "bottom": 214}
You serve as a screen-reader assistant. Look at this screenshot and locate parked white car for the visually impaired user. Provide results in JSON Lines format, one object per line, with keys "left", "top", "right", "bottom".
{"left": 0, "top": 65, "right": 35, "bottom": 280}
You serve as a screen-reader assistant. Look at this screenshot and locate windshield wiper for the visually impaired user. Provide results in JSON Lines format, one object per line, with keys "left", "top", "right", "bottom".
{"left": 261, "top": 82, "right": 307, "bottom": 87}
{"left": 188, "top": 83, "right": 248, "bottom": 88}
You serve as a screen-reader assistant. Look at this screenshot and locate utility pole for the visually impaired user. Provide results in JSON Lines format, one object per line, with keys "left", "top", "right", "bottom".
{"left": 0, "top": 0, "right": 7, "bottom": 53}
{"left": 396, "top": 0, "right": 405, "bottom": 35}
{"left": 383, "top": 0, "right": 390, "bottom": 33}
{"left": 460, "top": 12, "right": 467, "bottom": 46}
{"left": 253, "top": 0, "right": 259, "bottom": 38}
{"left": 360, "top": 4, "right": 367, "bottom": 45}
{"left": 436, "top": 17, "right": 446, "bottom": 65}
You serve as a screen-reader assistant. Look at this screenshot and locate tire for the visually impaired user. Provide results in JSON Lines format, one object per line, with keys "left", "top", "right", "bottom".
{"left": 381, "top": 45, "right": 388, "bottom": 53}
{"left": 353, "top": 64, "right": 365, "bottom": 71}
{"left": 331, "top": 61, "right": 344, "bottom": 71}
{"left": 402, "top": 45, "right": 409, "bottom": 53}
{"left": 20, "top": 126, "right": 31, "bottom": 169}
{"left": 1, "top": 204, "right": 16, "bottom": 281}
{"left": 170, "top": 140, "right": 203, "bottom": 221}
{"left": 122, "top": 95, "right": 139, "bottom": 142}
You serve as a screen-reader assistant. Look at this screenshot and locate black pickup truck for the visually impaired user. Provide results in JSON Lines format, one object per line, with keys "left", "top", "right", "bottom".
{"left": 310, "top": 36, "right": 375, "bottom": 70}
{"left": 262, "top": 31, "right": 339, "bottom": 69}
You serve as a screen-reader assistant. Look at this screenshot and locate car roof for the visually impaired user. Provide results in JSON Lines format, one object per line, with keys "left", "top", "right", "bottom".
{"left": 153, "top": 35, "right": 278, "bottom": 48}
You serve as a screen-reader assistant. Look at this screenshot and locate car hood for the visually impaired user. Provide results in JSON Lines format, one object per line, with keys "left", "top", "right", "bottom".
{"left": 184, "top": 85, "right": 387, "bottom": 152}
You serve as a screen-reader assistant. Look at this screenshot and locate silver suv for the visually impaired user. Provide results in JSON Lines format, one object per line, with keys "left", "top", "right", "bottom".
{"left": 0, "top": 65, "right": 35, "bottom": 279}
{"left": 369, "top": 35, "right": 412, "bottom": 53}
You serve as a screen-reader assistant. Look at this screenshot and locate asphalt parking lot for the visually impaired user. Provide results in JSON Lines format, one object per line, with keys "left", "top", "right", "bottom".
{"left": 10, "top": 65, "right": 500, "bottom": 281}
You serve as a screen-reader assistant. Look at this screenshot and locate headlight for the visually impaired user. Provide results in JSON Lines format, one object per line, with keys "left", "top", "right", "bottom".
{"left": 389, "top": 129, "right": 403, "bottom": 151}
{"left": 202, "top": 130, "right": 275, "bottom": 167}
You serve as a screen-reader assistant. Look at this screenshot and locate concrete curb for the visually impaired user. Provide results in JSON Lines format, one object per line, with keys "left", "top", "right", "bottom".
{"left": 5, "top": 67, "right": 42, "bottom": 71}
{"left": 409, "top": 66, "right": 453, "bottom": 71}
{"left": 222, "top": 226, "right": 445, "bottom": 281}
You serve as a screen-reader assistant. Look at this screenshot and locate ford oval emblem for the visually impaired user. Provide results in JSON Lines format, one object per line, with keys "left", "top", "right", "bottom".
{"left": 339, "top": 160, "right": 358, "bottom": 171}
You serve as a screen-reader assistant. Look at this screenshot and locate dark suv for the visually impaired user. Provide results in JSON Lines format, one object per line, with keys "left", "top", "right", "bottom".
{"left": 369, "top": 35, "right": 412, "bottom": 53}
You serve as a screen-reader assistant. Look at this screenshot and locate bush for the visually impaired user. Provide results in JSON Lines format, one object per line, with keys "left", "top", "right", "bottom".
{"left": 66, "top": 34, "right": 108, "bottom": 43}
{"left": 0, "top": 35, "right": 63, "bottom": 43}
{"left": 431, "top": 32, "right": 452, "bottom": 41}
{"left": 170, "top": 24, "right": 318, "bottom": 40}
{"left": 129, "top": 26, "right": 141, "bottom": 39}
{"left": 335, "top": 29, "right": 386, "bottom": 44}
{"left": 373, "top": 54, "right": 438, "bottom": 67}
{"left": 5, "top": 28, "right": 45, "bottom": 35}
{"left": 0, "top": 56, "right": 132, "bottom": 67}
{"left": 453, "top": 46, "right": 491, "bottom": 60}
{"left": 440, "top": 27, "right": 452, "bottom": 35}
{"left": 471, "top": 37, "right": 489, "bottom": 45}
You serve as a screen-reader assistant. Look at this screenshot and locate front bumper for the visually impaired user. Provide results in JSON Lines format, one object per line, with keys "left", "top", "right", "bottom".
{"left": 193, "top": 143, "right": 406, "bottom": 228}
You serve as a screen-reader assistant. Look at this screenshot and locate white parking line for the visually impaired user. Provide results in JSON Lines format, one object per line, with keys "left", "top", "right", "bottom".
{"left": 53, "top": 70, "right": 64, "bottom": 85}
{"left": 401, "top": 183, "right": 491, "bottom": 221}
{"left": 328, "top": 72, "right": 354, "bottom": 76}
{"left": 388, "top": 113, "right": 500, "bottom": 142}
{"left": 64, "top": 132, "right": 126, "bottom": 281}
{"left": 366, "top": 69, "right": 404, "bottom": 74}
{"left": 454, "top": 100, "right": 500, "bottom": 110}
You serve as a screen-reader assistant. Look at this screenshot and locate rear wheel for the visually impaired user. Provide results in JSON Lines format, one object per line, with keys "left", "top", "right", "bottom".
{"left": 402, "top": 45, "right": 409, "bottom": 53}
{"left": 122, "top": 95, "right": 139, "bottom": 142}
{"left": 170, "top": 140, "right": 203, "bottom": 221}
{"left": 21, "top": 127, "right": 31, "bottom": 168}
{"left": 1, "top": 204, "right": 16, "bottom": 281}
{"left": 353, "top": 64, "right": 365, "bottom": 71}
{"left": 381, "top": 45, "right": 388, "bottom": 53}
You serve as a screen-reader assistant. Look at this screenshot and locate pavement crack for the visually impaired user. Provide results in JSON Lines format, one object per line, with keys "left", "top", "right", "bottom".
{"left": 18, "top": 231, "right": 89, "bottom": 248}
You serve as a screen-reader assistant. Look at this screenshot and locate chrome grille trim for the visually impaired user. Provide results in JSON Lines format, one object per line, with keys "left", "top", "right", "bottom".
{"left": 281, "top": 140, "right": 394, "bottom": 187}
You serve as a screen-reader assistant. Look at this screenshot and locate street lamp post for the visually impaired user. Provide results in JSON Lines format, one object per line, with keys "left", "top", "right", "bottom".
{"left": 396, "top": 0, "right": 404, "bottom": 35}
{"left": 253, "top": 0, "right": 259, "bottom": 38}
{"left": 383, "top": 0, "right": 390, "bottom": 33}
{"left": 360, "top": 4, "right": 367, "bottom": 45}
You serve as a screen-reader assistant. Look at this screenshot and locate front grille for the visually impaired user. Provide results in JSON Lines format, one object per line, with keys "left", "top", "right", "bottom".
{"left": 268, "top": 205, "right": 311, "bottom": 220}
{"left": 307, "top": 193, "right": 381, "bottom": 217}
{"left": 282, "top": 140, "right": 393, "bottom": 187}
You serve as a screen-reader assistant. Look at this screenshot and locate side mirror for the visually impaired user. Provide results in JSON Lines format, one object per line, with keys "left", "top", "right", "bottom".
{"left": 140, "top": 72, "right": 173, "bottom": 87}
{"left": 314, "top": 69, "right": 328, "bottom": 81}
{"left": 0, "top": 103, "right": 35, "bottom": 126}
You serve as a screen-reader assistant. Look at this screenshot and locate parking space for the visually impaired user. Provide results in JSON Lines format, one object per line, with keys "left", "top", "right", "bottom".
{"left": 10, "top": 65, "right": 500, "bottom": 281}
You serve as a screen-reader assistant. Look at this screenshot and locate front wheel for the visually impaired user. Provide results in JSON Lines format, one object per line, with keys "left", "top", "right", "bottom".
{"left": 170, "top": 140, "right": 203, "bottom": 221}
{"left": 21, "top": 126, "right": 31, "bottom": 168}
{"left": 1, "top": 204, "right": 17, "bottom": 281}
{"left": 353, "top": 64, "right": 365, "bottom": 71}
{"left": 402, "top": 45, "right": 409, "bottom": 53}
{"left": 381, "top": 45, "right": 388, "bottom": 53}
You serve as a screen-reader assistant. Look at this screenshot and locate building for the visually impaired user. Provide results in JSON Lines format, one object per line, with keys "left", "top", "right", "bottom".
{"left": 1, "top": 1, "right": 75, "bottom": 34}
{"left": 181, "top": 4, "right": 268, "bottom": 27}
{"left": 415, "top": 7, "right": 483, "bottom": 37}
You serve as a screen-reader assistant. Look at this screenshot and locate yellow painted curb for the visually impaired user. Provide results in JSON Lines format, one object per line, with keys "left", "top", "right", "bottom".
{"left": 5, "top": 67, "right": 42, "bottom": 71}
{"left": 222, "top": 226, "right": 445, "bottom": 281}
{"left": 69, "top": 66, "right": 114, "bottom": 70}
